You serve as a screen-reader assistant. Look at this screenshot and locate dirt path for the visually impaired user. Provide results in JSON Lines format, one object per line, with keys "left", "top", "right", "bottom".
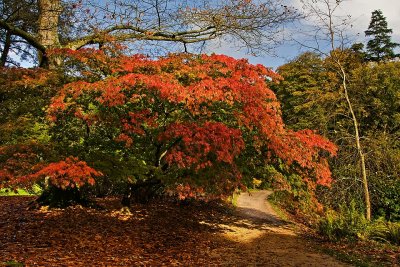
{"left": 210, "top": 190, "right": 350, "bottom": 266}
{"left": 236, "top": 190, "right": 282, "bottom": 224}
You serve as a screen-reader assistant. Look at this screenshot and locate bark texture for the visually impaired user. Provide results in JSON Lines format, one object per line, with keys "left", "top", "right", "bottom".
{"left": 37, "top": 0, "right": 62, "bottom": 67}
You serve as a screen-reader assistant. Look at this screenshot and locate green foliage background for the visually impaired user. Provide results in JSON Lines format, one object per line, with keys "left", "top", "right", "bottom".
{"left": 272, "top": 50, "right": 400, "bottom": 221}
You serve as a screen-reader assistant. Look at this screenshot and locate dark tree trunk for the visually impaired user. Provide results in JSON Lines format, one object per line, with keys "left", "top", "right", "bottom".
{"left": 122, "top": 179, "right": 164, "bottom": 205}
{"left": 0, "top": 30, "right": 12, "bottom": 67}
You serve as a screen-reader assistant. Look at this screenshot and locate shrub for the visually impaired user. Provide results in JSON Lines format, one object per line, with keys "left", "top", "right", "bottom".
{"left": 318, "top": 201, "right": 369, "bottom": 241}
{"left": 367, "top": 220, "right": 400, "bottom": 245}
{"left": 387, "top": 222, "right": 400, "bottom": 245}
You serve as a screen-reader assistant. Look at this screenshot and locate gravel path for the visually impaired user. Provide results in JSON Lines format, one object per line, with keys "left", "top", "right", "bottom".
{"left": 210, "top": 190, "right": 351, "bottom": 266}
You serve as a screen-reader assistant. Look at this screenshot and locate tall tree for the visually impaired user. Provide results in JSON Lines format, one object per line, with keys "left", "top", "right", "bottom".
{"left": 365, "top": 10, "right": 399, "bottom": 62}
{"left": 36, "top": 0, "right": 63, "bottom": 67}
{"left": 298, "top": 0, "right": 372, "bottom": 220}
{"left": 0, "top": 0, "right": 299, "bottom": 68}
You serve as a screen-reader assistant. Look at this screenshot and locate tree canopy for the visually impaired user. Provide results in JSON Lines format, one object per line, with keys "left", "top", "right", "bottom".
{"left": 0, "top": 49, "right": 337, "bottom": 202}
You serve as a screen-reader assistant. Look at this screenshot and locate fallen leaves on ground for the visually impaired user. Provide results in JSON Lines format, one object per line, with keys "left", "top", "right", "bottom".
{"left": 0, "top": 197, "right": 232, "bottom": 266}
{"left": 1, "top": 196, "right": 397, "bottom": 266}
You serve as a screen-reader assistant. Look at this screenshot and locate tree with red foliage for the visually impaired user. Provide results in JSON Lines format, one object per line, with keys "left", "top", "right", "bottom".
{"left": 0, "top": 64, "right": 103, "bottom": 207}
{"left": 25, "top": 156, "right": 101, "bottom": 189}
{"left": 37, "top": 50, "right": 337, "bottom": 202}
{"left": 0, "top": 144, "right": 102, "bottom": 207}
{"left": 0, "top": 47, "right": 336, "bottom": 205}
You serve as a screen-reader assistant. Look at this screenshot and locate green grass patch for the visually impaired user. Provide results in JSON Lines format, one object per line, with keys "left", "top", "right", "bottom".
{"left": 2, "top": 260, "right": 25, "bottom": 267}
{"left": 0, "top": 185, "right": 42, "bottom": 196}
{"left": 0, "top": 188, "right": 32, "bottom": 196}
{"left": 248, "top": 188, "right": 260, "bottom": 193}
{"left": 267, "top": 191, "right": 289, "bottom": 219}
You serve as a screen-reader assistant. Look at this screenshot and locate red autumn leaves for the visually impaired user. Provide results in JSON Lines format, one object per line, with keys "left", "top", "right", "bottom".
{"left": 26, "top": 157, "right": 102, "bottom": 189}
{"left": 159, "top": 122, "right": 245, "bottom": 170}
{"left": 2, "top": 51, "right": 337, "bottom": 194}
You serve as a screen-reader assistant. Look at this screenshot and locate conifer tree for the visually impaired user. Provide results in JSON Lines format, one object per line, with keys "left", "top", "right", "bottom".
{"left": 365, "top": 10, "right": 399, "bottom": 61}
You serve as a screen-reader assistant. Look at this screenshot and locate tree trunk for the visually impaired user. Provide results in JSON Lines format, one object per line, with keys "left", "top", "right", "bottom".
{"left": 340, "top": 66, "right": 371, "bottom": 221}
{"left": 0, "top": 30, "right": 12, "bottom": 67}
{"left": 325, "top": 5, "right": 372, "bottom": 220}
{"left": 122, "top": 179, "right": 163, "bottom": 205}
{"left": 37, "top": 0, "right": 62, "bottom": 68}
{"left": 30, "top": 185, "right": 89, "bottom": 208}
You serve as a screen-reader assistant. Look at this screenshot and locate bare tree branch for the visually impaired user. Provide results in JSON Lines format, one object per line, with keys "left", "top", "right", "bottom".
{"left": 0, "top": 20, "right": 45, "bottom": 53}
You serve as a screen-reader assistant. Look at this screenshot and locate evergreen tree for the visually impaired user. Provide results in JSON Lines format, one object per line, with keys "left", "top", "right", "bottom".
{"left": 365, "top": 10, "right": 399, "bottom": 61}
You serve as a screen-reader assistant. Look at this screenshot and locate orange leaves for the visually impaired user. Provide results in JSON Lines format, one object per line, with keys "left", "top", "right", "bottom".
{"left": 266, "top": 129, "right": 337, "bottom": 186}
{"left": 290, "top": 130, "right": 337, "bottom": 185}
{"left": 176, "top": 184, "right": 205, "bottom": 200}
{"left": 0, "top": 145, "right": 101, "bottom": 190}
{"left": 97, "top": 84, "right": 126, "bottom": 107}
{"left": 47, "top": 48, "right": 112, "bottom": 67}
{"left": 26, "top": 157, "right": 102, "bottom": 189}
{"left": 159, "top": 122, "right": 245, "bottom": 170}
{"left": 294, "top": 129, "right": 337, "bottom": 156}
{"left": 43, "top": 51, "right": 337, "bottom": 193}
{"left": 115, "top": 133, "right": 133, "bottom": 147}
{"left": 120, "top": 110, "right": 157, "bottom": 136}
{"left": 48, "top": 93, "right": 67, "bottom": 119}
{"left": 0, "top": 67, "right": 54, "bottom": 89}
{"left": 50, "top": 53, "right": 281, "bottom": 117}
{"left": 0, "top": 143, "right": 50, "bottom": 189}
